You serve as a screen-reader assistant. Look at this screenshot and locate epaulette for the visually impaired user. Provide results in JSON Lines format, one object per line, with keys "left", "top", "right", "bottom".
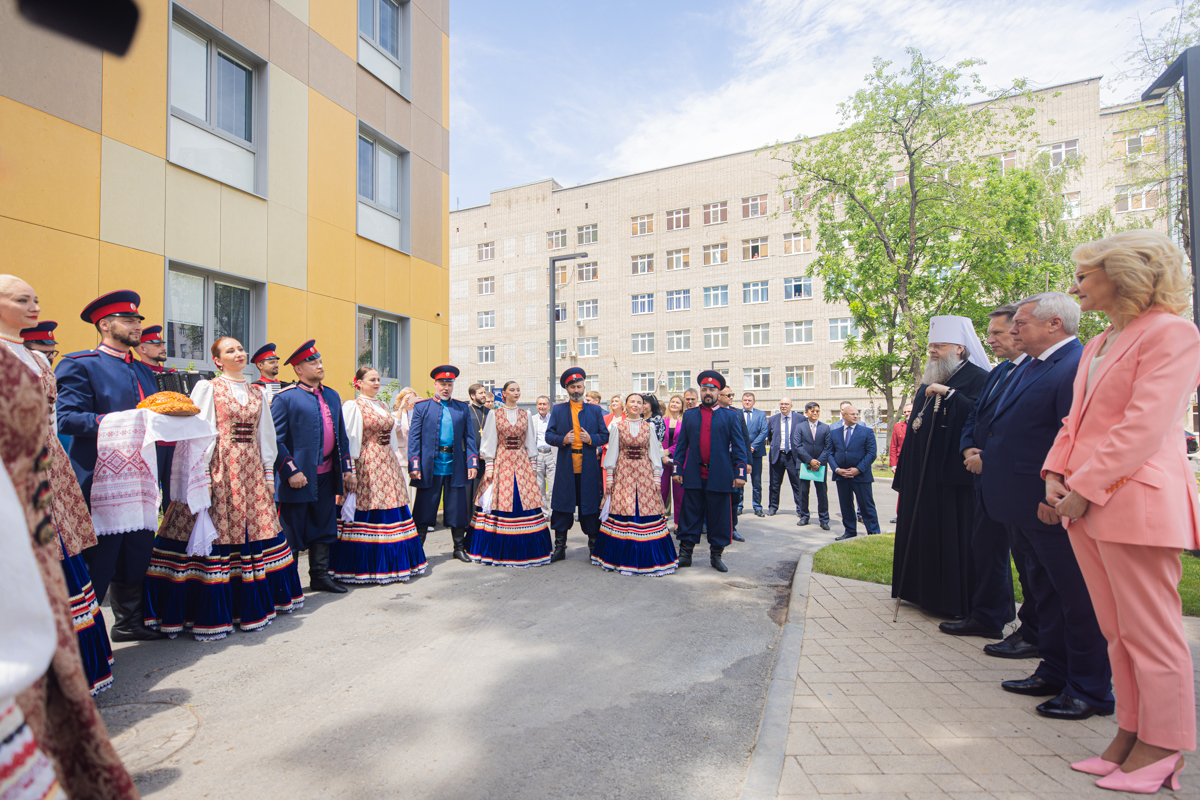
{"left": 279, "top": 384, "right": 298, "bottom": 393}
{"left": 63, "top": 350, "right": 99, "bottom": 359}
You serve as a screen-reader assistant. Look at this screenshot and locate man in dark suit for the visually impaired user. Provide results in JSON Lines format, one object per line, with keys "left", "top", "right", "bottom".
{"left": 795, "top": 401, "right": 831, "bottom": 530}
{"left": 719, "top": 386, "right": 752, "bottom": 542}
{"left": 673, "top": 370, "right": 748, "bottom": 571}
{"left": 941, "top": 304, "right": 1039, "bottom": 658}
{"left": 408, "top": 365, "right": 479, "bottom": 562}
{"left": 545, "top": 368, "right": 609, "bottom": 561}
{"left": 765, "top": 397, "right": 803, "bottom": 516}
{"left": 739, "top": 392, "right": 769, "bottom": 516}
{"left": 824, "top": 402, "right": 880, "bottom": 539}
{"left": 982, "top": 292, "right": 1112, "bottom": 721}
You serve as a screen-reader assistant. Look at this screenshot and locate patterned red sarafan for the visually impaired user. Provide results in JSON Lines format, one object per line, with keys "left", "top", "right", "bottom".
{"left": 354, "top": 397, "right": 409, "bottom": 510}
{"left": 609, "top": 418, "right": 664, "bottom": 517}
{"left": 486, "top": 408, "right": 540, "bottom": 513}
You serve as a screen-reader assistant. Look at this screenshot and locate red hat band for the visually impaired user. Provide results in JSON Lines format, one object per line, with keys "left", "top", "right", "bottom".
{"left": 288, "top": 345, "right": 318, "bottom": 365}
{"left": 22, "top": 331, "right": 55, "bottom": 342}
{"left": 89, "top": 301, "right": 140, "bottom": 323}
{"left": 253, "top": 350, "right": 277, "bottom": 363}
{"left": 699, "top": 377, "right": 722, "bottom": 387}
{"left": 434, "top": 371, "right": 456, "bottom": 380}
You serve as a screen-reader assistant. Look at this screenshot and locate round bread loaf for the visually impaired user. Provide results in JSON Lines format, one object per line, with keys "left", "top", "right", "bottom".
{"left": 137, "top": 391, "right": 200, "bottom": 416}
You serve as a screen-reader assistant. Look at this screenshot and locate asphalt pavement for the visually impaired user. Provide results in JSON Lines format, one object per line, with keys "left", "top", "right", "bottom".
{"left": 97, "top": 479, "right": 899, "bottom": 799}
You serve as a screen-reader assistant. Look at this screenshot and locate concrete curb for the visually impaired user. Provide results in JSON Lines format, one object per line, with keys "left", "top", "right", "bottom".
{"left": 738, "top": 543, "right": 826, "bottom": 800}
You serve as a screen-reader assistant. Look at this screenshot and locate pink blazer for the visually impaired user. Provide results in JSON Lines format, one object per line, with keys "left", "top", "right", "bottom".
{"left": 1043, "top": 307, "right": 1200, "bottom": 548}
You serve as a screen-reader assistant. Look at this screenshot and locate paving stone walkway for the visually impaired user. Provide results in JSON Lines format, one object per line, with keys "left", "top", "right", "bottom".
{"left": 777, "top": 573, "right": 1200, "bottom": 799}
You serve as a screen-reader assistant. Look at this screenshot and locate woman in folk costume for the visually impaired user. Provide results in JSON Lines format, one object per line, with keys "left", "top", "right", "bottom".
{"left": 330, "top": 369, "right": 426, "bottom": 583}
{"left": 593, "top": 393, "right": 678, "bottom": 576}
{"left": 145, "top": 337, "right": 303, "bottom": 641}
{"left": 0, "top": 276, "right": 112, "bottom": 695}
{"left": 466, "top": 381, "right": 553, "bottom": 567}
{"left": 392, "top": 386, "right": 418, "bottom": 494}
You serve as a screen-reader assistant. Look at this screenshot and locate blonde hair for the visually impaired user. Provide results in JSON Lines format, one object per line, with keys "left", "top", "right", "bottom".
{"left": 392, "top": 386, "right": 418, "bottom": 412}
{"left": 665, "top": 394, "right": 685, "bottom": 421}
{"left": 1071, "top": 230, "right": 1190, "bottom": 318}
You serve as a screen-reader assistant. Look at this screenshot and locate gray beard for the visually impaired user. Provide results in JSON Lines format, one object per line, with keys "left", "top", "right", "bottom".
{"left": 921, "top": 356, "right": 960, "bottom": 386}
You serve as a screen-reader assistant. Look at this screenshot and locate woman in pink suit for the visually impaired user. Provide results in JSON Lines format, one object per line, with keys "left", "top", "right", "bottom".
{"left": 1044, "top": 229, "right": 1198, "bottom": 794}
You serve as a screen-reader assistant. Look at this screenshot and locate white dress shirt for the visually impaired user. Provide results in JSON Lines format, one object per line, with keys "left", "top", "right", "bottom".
{"left": 779, "top": 413, "right": 791, "bottom": 452}
{"left": 534, "top": 412, "right": 552, "bottom": 450}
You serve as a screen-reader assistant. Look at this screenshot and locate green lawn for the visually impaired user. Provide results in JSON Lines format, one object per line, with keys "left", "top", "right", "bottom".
{"left": 813, "top": 534, "right": 1200, "bottom": 616}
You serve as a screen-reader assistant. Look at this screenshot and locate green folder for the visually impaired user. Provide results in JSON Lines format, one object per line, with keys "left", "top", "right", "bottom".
{"left": 799, "top": 464, "right": 825, "bottom": 481}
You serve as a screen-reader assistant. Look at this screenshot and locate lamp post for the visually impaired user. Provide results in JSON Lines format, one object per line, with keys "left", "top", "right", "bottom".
{"left": 549, "top": 252, "right": 589, "bottom": 399}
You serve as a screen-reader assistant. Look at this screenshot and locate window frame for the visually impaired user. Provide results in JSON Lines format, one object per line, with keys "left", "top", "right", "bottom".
{"left": 666, "top": 329, "right": 691, "bottom": 352}
{"left": 631, "top": 253, "right": 654, "bottom": 275}
{"left": 783, "top": 232, "right": 812, "bottom": 255}
{"left": 631, "top": 214, "right": 654, "bottom": 236}
{"left": 478, "top": 345, "right": 495, "bottom": 364}
{"left": 742, "top": 237, "right": 768, "bottom": 260}
{"left": 830, "top": 366, "right": 854, "bottom": 388}
{"left": 163, "top": 261, "right": 266, "bottom": 372}
{"left": 477, "top": 276, "right": 495, "bottom": 294}
{"left": 1115, "top": 184, "right": 1159, "bottom": 213}
{"left": 477, "top": 310, "right": 496, "bottom": 330}
{"left": 478, "top": 242, "right": 495, "bottom": 261}
{"left": 631, "top": 373, "right": 655, "bottom": 393}
{"left": 577, "top": 224, "right": 598, "bottom": 245}
{"left": 547, "top": 229, "right": 568, "bottom": 250}
{"left": 356, "top": 123, "right": 410, "bottom": 252}
{"left": 576, "top": 262, "right": 598, "bottom": 282}
{"left": 577, "top": 299, "right": 599, "bottom": 320}
{"left": 666, "top": 289, "right": 691, "bottom": 312}
{"left": 829, "top": 317, "right": 857, "bottom": 342}
{"left": 743, "top": 323, "right": 770, "bottom": 347}
{"left": 666, "top": 248, "right": 690, "bottom": 271}
{"left": 702, "top": 201, "right": 728, "bottom": 225}
{"left": 666, "top": 370, "right": 691, "bottom": 393}
{"left": 631, "top": 293, "right": 655, "bottom": 315}
{"left": 666, "top": 208, "right": 690, "bottom": 230}
{"left": 784, "top": 320, "right": 814, "bottom": 344}
{"left": 356, "top": 0, "right": 411, "bottom": 98}
{"left": 785, "top": 365, "right": 815, "bottom": 389}
{"left": 356, "top": 305, "right": 408, "bottom": 383}
{"left": 702, "top": 242, "right": 728, "bottom": 266}
{"left": 631, "top": 332, "right": 655, "bottom": 355}
{"left": 577, "top": 337, "right": 599, "bottom": 358}
{"left": 783, "top": 276, "right": 812, "bottom": 300}
{"left": 743, "top": 367, "right": 771, "bottom": 390}
{"left": 703, "top": 285, "right": 729, "bottom": 308}
{"left": 741, "top": 195, "right": 767, "bottom": 219}
{"left": 703, "top": 326, "right": 729, "bottom": 350}
{"left": 742, "top": 280, "right": 769, "bottom": 304}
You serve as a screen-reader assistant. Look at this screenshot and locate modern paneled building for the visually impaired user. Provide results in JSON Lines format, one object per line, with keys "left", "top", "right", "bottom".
{"left": 0, "top": 0, "right": 450, "bottom": 391}
{"left": 449, "top": 77, "right": 1167, "bottom": 423}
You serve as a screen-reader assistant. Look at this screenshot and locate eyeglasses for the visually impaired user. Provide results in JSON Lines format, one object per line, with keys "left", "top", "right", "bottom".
{"left": 1073, "top": 268, "right": 1102, "bottom": 286}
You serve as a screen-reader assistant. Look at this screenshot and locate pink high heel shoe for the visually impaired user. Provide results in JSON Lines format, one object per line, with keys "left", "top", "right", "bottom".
{"left": 1072, "top": 757, "right": 1120, "bottom": 776}
{"left": 1095, "top": 752, "right": 1184, "bottom": 793}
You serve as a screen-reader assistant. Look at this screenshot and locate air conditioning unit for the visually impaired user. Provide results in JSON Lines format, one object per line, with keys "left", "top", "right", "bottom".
{"left": 658, "top": 378, "right": 667, "bottom": 386}
{"left": 575, "top": 319, "right": 585, "bottom": 327}
{"left": 568, "top": 351, "right": 578, "bottom": 358}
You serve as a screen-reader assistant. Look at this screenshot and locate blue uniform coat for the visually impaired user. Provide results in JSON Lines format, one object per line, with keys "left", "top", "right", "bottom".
{"left": 673, "top": 405, "right": 749, "bottom": 492}
{"left": 407, "top": 397, "right": 479, "bottom": 488}
{"left": 272, "top": 382, "right": 354, "bottom": 502}
{"left": 544, "top": 401, "right": 609, "bottom": 513}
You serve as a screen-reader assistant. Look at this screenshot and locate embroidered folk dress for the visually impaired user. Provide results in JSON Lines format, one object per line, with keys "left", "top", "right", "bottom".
{"left": 593, "top": 418, "right": 678, "bottom": 576}
{"left": 145, "top": 377, "right": 303, "bottom": 641}
{"left": 466, "top": 407, "right": 553, "bottom": 567}
{"left": 330, "top": 396, "right": 426, "bottom": 583}
{"left": 1, "top": 338, "right": 111, "bottom": 694}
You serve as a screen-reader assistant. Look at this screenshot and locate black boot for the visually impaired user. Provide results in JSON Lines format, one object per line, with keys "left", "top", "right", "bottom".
{"left": 678, "top": 540, "right": 695, "bottom": 568}
{"left": 418, "top": 531, "right": 427, "bottom": 549}
{"left": 550, "top": 531, "right": 568, "bottom": 562}
{"left": 587, "top": 534, "right": 597, "bottom": 556}
{"left": 108, "top": 581, "right": 167, "bottom": 641}
{"left": 710, "top": 546, "right": 729, "bottom": 573}
{"left": 451, "top": 529, "right": 472, "bottom": 563}
{"left": 308, "top": 542, "right": 347, "bottom": 593}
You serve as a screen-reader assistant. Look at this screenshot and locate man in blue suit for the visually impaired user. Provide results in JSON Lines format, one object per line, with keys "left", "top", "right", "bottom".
{"left": 408, "top": 365, "right": 479, "bottom": 563}
{"left": 56, "top": 290, "right": 165, "bottom": 640}
{"left": 795, "top": 401, "right": 832, "bottom": 530}
{"left": 982, "top": 293, "right": 1112, "bottom": 721}
{"left": 273, "top": 340, "right": 356, "bottom": 593}
{"left": 738, "top": 392, "right": 768, "bottom": 516}
{"left": 545, "top": 368, "right": 608, "bottom": 561}
{"left": 823, "top": 402, "right": 879, "bottom": 539}
{"left": 672, "top": 371, "right": 748, "bottom": 572}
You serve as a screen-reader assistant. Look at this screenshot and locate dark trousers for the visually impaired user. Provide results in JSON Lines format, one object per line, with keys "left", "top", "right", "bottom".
{"left": 767, "top": 454, "right": 802, "bottom": 514}
{"left": 412, "top": 472, "right": 470, "bottom": 532}
{"left": 550, "top": 472, "right": 600, "bottom": 540}
{"left": 1007, "top": 522, "right": 1039, "bottom": 646}
{"left": 279, "top": 470, "right": 339, "bottom": 551}
{"left": 82, "top": 529, "right": 155, "bottom": 604}
{"left": 798, "top": 476, "right": 829, "bottom": 523}
{"left": 968, "top": 485, "right": 1017, "bottom": 631}
{"left": 1009, "top": 524, "right": 1113, "bottom": 711}
{"left": 738, "top": 455, "right": 764, "bottom": 512}
{"left": 835, "top": 480, "right": 879, "bottom": 535}
{"left": 156, "top": 442, "right": 175, "bottom": 512}
{"left": 678, "top": 482, "right": 733, "bottom": 547}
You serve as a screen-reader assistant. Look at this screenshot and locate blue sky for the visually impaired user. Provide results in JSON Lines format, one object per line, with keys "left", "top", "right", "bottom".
{"left": 448, "top": 0, "right": 1170, "bottom": 209}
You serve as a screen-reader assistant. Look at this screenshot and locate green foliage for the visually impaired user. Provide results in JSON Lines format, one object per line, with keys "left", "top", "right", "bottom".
{"left": 346, "top": 379, "right": 402, "bottom": 408}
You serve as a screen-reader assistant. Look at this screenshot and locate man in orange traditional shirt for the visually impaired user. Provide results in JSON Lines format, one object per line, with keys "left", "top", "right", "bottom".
{"left": 544, "top": 368, "right": 609, "bottom": 562}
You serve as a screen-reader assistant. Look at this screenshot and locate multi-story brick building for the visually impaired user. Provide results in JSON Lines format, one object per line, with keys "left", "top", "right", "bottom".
{"left": 450, "top": 76, "right": 1165, "bottom": 423}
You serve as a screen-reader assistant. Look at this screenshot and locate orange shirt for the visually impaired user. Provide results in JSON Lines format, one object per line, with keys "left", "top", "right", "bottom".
{"left": 570, "top": 401, "right": 583, "bottom": 473}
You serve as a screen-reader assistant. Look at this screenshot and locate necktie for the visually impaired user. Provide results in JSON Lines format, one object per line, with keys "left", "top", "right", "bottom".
{"left": 985, "top": 360, "right": 1018, "bottom": 403}
{"left": 1002, "top": 358, "right": 1041, "bottom": 404}
{"left": 781, "top": 416, "right": 788, "bottom": 452}
{"left": 844, "top": 424, "right": 852, "bottom": 445}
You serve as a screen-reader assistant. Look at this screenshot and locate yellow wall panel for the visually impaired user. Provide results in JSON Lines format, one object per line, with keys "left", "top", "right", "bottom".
{"left": 442, "top": 32, "right": 450, "bottom": 130}
{"left": 100, "top": 136, "right": 166, "bottom": 255}
{"left": 165, "top": 165, "right": 221, "bottom": 267}
{"left": 220, "top": 186, "right": 268, "bottom": 281}
{"left": 307, "top": 217, "right": 355, "bottom": 301}
{"left": 0, "top": 97, "right": 101, "bottom": 238}
{"left": 268, "top": 65, "right": 309, "bottom": 214}
{"left": 307, "top": 90, "right": 356, "bottom": 231}
{"left": 409, "top": 318, "right": 431, "bottom": 395}
{"left": 408, "top": 257, "right": 447, "bottom": 323}
{"left": 383, "top": 248, "right": 411, "bottom": 317}
{"left": 101, "top": 0, "right": 168, "bottom": 157}
{"left": 98, "top": 242, "right": 165, "bottom": 331}
{"left": 267, "top": 282, "right": 309, "bottom": 358}
{"left": 0, "top": 216, "right": 99, "bottom": 356}
{"left": 355, "top": 236, "right": 386, "bottom": 304}
{"left": 309, "top": 0, "right": 356, "bottom": 59}
{"left": 305, "top": 292, "right": 354, "bottom": 389}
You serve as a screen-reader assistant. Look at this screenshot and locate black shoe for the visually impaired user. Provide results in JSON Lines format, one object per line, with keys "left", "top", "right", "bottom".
{"left": 587, "top": 535, "right": 597, "bottom": 556}
{"left": 984, "top": 632, "right": 1040, "bottom": 659}
{"left": 451, "top": 529, "right": 472, "bottom": 563}
{"left": 889, "top": 518, "right": 898, "bottom": 524}
{"left": 1036, "top": 693, "right": 1113, "bottom": 721}
{"left": 418, "top": 531, "right": 427, "bottom": 548}
{"left": 550, "top": 531, "right": 567, "bottom": 563}
{"left": 731, "top": 530, "right": 745, "bottom": 542}
{"left": 754, "top": 509, "right": 765, "bottom": 517}
{"left": 820, "top": 522, "right": 830, "bottom": 530}
{"left": 107, "top": 581, "right": 168, "bottom": 641}
{"left": 939, "top": 618, "right": 1004, "bottom": 640}
{"left": 766, "top": 510, "right": 777, "bottom": 516}
{"left": 1001, "top": 675, "right": 1064, "bottom": 696}
{"left": 710, "top": 546, "right": 728, "bottom": 572}
{"left": 308, "top": 542, "right": 348, "bottom": 593}
{"left": 797, "top": 517, "right": 810, "bottom": 526}
{"left": 834, "top": 532, "right": 857, "bottom": 541}
{"left": 678, "top": 541, "right": 695, "bottom": 568}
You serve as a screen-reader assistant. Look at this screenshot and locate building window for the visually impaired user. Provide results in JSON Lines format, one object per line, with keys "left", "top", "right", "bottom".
{"left": 829, "top": 317, "right": 857, "bottom": 342}
{"left": 703, "top": 285, "right": 728, "bottom": 308}
{"left": 743, "top": 281, "right": 769, "bottom": 304}
{"left": 1062, "top": 192, "right": 1081, "bottom": 220}
{"left": 667, "top": 371, "right": 691, "bottom": 392}
{"left": 785, "top": 320, "right": 813, "bottom": 344}
{"left": 702, "top": 243, "right": 728, "bottom": 266}
{"left": 784, "top": 276, "right": 812, "bottom": 300}
{"left": 166, "top": 266, "right": 261, "bottom": 366}
{"left": 742, "top": 237, "right": 768, "bottom": 260}
{"left": 357, "top": 127, "right": 408, "bottom": 251}
{"left": 786, "top": 365, "right": 814, "bottom": 389}
{"left": 744, "top": 367, "right": 770, "bottom": 389}
{"left": 168, "top": 14, "right": 266, "bottom": 194}
{"left": 831, "top": 367, "right": 853, "bottom": 388}
{"left": 1040, "top": 139, "right": 1079, "bottom": 168}
{"left": 742, "top": 195, "right": 767, "bottom": 218}
{"left": 553, "top": 339, "right": 567, "bottom": 359}
{"left": 743, "top": 323, "right": 769, "bottom": 347}
{"left": 1114, "top": 129, "right": 1157, "bottom": 159}
{"left": 478, "top": 345, "right": 495, "bottom": 364}
{"left": 554, "top": 262, "right": 568, "bottom": 286}
{"left": 577, "top": 262, "right": 598, "bottom": 282}
{"left": 631, "top": 214, "right": 654, "bottom": 236}
{"left": 547, "top": 229, "right": 567, "bottom": 250}
{"left": 666, "top": 248, "right": 690, "bottom": 271}
{"left": 631, "top": 333, "right": 655, "bottom": 354}
{"left": 631, "top": 254, "right": 654, "bottom": 275}
{"left": 356, "top": 309, "right": 403, "bottom": 379}
{"left": 480, "top": 379, "right": 496, "bottom": 392}
{"left": 359, "top": 0, "right": 401, "bottom": 57}
{"left": 578, "top": 337, "right": 599, "bottom": 358}
{"left": 631, "top": 293, "right": 655, "bottom": 315}
{"left": 666, "top": 289, "right": 691, "bottom": 311}
{"left": 577, "top": 223, "right": 598, "bottom": 244}
{"left": 1115, "top": 184, "right": 1158, "bottom": 213}
{"left": 703, "top": 327, "right": 729, "bottom": 350}
{"left": 551, "top": 303, "right": 567, "bottom": 322}
{"left": 994, "top": 150, "right": 1016, "bottom": 175}
{"left": 478, "top": 242, "right": 495, "bottom": 261}
{"left": 702, "top": 202, "right": 728, "bottom": 225}
{"left": 577, "top": 299, "right": 598, "bottom": 320}
{"left": 357, "top": 0, "right": 409, "bottom": 96}
{"left": 632, "top": 373, "right": 655, "bottom": 392}
{"left": 585, "top": 376, "right": 600, "bottom": 392}
{"left": 666, "top": 208, "right": 690, "bottom": 230}
{"left": 783, "top": 191, "right": 808, "bottom": 212}
{"left": 783, "top": 232, "right": 812, "bottom": 255}
{"left": 477, "top": 276, "right": 495, "bottom": 294}
{"left": 478, "top": 311, "right": 495, "bottom": 330}
{"left": 666, "top": 330, "right": 691, "bottom": 352}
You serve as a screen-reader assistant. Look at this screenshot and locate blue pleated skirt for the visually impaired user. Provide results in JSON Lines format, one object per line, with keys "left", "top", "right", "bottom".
{"left": 60, "top": 546, "right": 113, "bottom": 695}
{"left": 593, "top": 496, "right": 678, "bottom": 577}
{"left": 467, "top": 479, "right": 553, "bottom": 568}
{"left": 330, "top": 505, "right": 427, "bottom": 583}
{"left": 263, "top": 533, "right": 305, "bottom": 610}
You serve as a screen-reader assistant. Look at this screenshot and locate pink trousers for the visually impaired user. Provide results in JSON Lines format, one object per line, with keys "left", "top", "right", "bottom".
{"left": 1068, "top": 524, "right": 1196, "bottom": 751}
